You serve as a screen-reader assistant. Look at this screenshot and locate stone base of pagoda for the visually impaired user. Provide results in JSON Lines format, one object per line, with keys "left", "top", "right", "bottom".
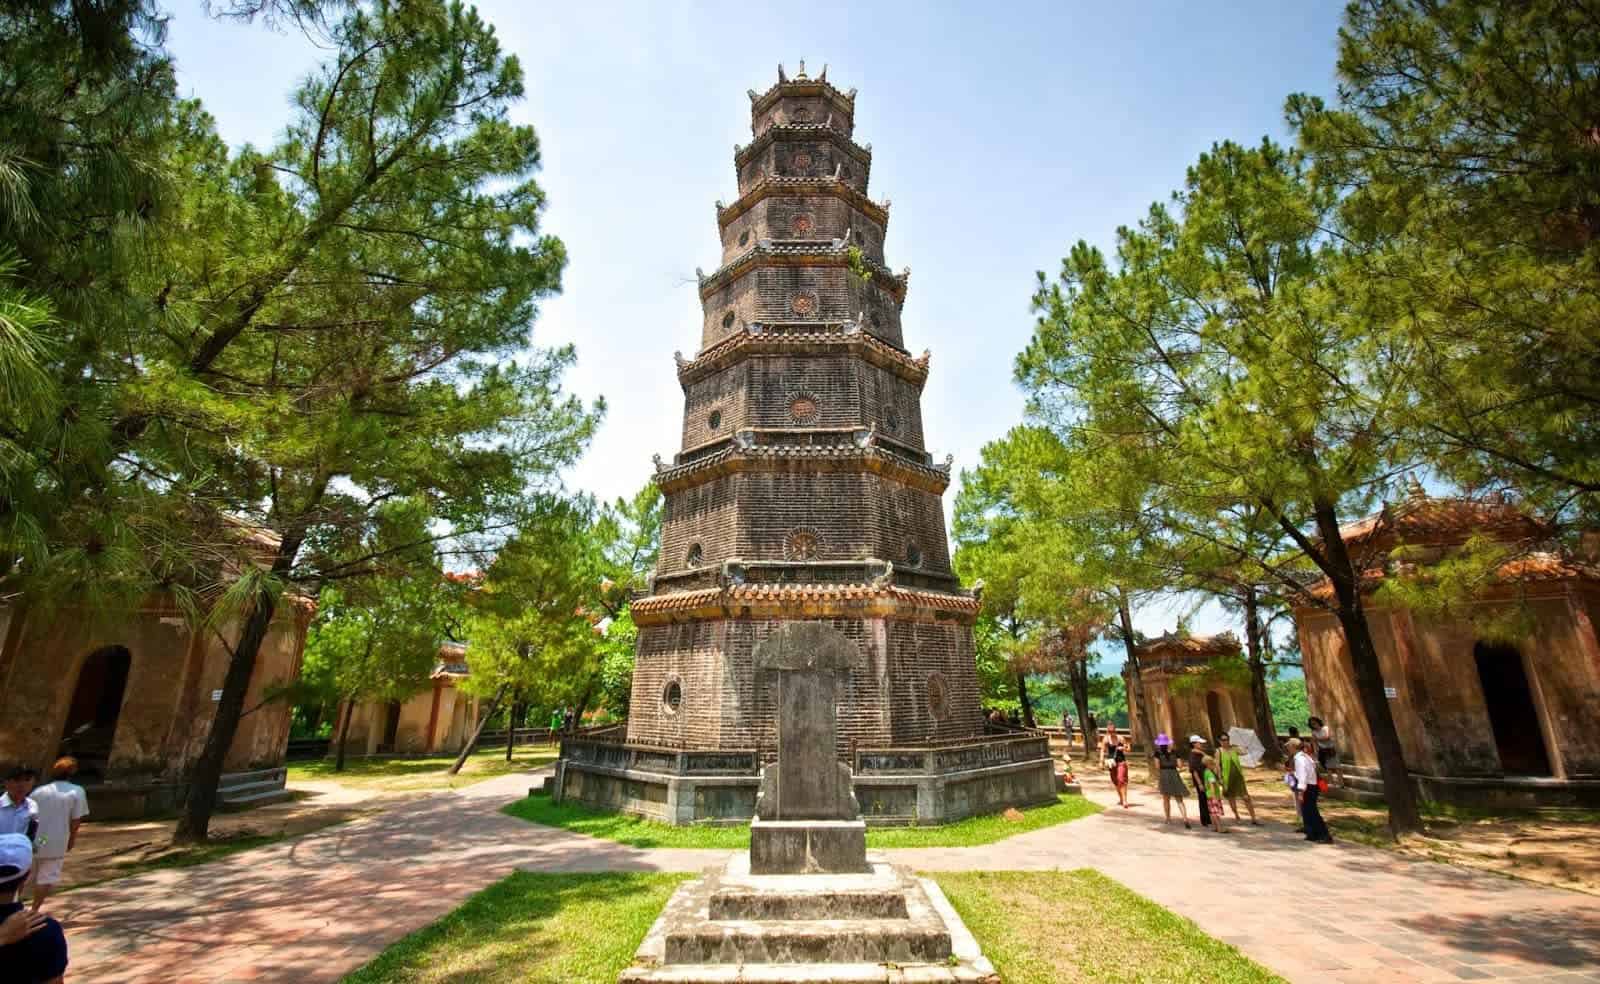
{"left": 549, "top": 733, "right": 1062, "bottom": 827}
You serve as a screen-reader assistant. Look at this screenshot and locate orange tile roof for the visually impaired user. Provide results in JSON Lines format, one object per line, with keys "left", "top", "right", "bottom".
{"left": 1337, "top": 495, "right": 1549, "bottom": 552}
{"left": 630, "top": 581, "right": 980, "bottom": 619}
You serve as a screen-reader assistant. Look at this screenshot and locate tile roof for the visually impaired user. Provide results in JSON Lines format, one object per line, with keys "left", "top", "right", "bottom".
{"left": 716, "top": 175, "right": 888, "bottom": 225}
{"left": 698, "top": 242, "right": 907, "bottom": 300}
{"left": 677, "top": 324, "right": 927, "bottom": 386}
{"left": 1337, "top": 495, "right": 1550, "bottom": 552}
{"left": 1135, "top": 632, "right": 1243, "bottom": 665}
{"left": 630, "top": 581, "right": 981, "bottom": 620}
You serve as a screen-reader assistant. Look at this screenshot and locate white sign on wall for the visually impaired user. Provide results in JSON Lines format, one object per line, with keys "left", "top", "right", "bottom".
{"left": 211, "top": 689, "right": 223, "bottom": 701}
{"left": 1383, "top": 686, "right": 1398, "bottom": 699}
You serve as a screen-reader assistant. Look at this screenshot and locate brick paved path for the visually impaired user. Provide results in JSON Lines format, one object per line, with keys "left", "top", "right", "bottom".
{"left": 55, "top": 768, "right": 1599, "bottom": 983}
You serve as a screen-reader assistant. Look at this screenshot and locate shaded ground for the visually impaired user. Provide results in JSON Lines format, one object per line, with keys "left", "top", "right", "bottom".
{"left": 939, "top": 869, "right": 1283, "bottom": 984}
{"left": 286, "top": 745, "right": 560, "bottom": 792}
{"left": 1066, "top": 749, "right": 1600, "bottom": 896}
{"left": 60, "top": 747, "right": 557, "bottom": 891}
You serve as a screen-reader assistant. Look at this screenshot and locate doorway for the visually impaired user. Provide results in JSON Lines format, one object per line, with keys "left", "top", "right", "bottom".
{"left": 381, "top": 701, "right": 402, "bottom": 752}
{"left": 1205, "top": 691, "right": 1225, "bottom": 741}
{"left": 59, "top": 645, "right": 132, "bottom": 778}
{"left": 1473, "top": 641, "right": 1552, "bottom": 776}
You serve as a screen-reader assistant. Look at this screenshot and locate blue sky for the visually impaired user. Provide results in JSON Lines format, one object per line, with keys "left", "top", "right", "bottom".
{"left": 165, "top": 1, "right": 1346, "bottom": 650}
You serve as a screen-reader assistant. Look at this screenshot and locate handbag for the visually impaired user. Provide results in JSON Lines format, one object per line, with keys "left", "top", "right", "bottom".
{"left": 1102, "top": 756, "right": 1116, "bottom": 769}
{"left": 1317, "top": 777, "right": 1329, "bottom": 793}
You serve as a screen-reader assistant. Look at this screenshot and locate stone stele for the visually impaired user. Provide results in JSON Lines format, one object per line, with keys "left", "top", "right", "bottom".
{"left": 750, "top": 622, "right": 869, "bottom": 874}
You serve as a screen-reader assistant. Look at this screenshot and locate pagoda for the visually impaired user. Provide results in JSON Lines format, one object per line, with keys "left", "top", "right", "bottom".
{"left": 555, "top": 65, "right": 1054, "bottom": 824}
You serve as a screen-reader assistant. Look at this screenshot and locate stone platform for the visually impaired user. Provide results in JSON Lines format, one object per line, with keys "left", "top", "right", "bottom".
{"left": 620, "top": 855, "right": 997, "bottom": 984}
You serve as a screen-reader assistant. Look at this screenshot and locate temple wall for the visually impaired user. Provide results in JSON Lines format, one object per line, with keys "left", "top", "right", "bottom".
{"left": 1129, "top": 672, "right": 1248, "bottom": 748}
{"left": 1296, "top": 586, "right": 1600, "bottom": 779}
{"left": 0, "top": 597, "right": 308, "bottom": 778}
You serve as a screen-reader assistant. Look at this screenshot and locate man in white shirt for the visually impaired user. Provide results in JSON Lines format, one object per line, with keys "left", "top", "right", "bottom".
{"left": 27, "top": 759, "right": 89, "bottom": 912}
{"left": 1290, "top": 739, "right": 1333, "bottom": 844}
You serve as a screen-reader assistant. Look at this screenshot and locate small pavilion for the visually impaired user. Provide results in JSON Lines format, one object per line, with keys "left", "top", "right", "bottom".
{"left": 1295, "top": 489, "right": 1600, "bottom": 808}
{"left": 1125, "top": 633, "right": 1253, "bottom": 748}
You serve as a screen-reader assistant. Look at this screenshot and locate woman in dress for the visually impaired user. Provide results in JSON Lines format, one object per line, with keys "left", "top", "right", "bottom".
{"left": 1152, "top": 733, "right": 1192, "bottom": 829}
{"left": 1102, "top": 725, "right": 1130, "bottom": 808}
{"left": 1216, "top": 732, "right": 1260, "bottom": 825}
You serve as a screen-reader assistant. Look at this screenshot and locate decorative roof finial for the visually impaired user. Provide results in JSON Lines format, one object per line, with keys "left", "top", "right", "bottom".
{"left": 1406, "top": 473, "right": 1426, "bottom": 501}
{"left": 777, "top": 63, "right": 787, "bottom": 83}
{"left": 797, "top": 59, "right": 807, "bottom": 79}
{"left": 819, "top": 64, "right": 828, "bottom": 82}
{"left": 747, "top": 88, "right": 758, "bottom": 102}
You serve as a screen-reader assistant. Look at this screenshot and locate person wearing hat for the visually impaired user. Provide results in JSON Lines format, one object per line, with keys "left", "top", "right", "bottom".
{"left": 0, "top": 833, "right": 69, "bottom": 982}
{"left": 1152, "top": 733, "right": 1193, "bottom": 829}
{"left": 1187, "top": 735, "right": 1212, "bottom": 828}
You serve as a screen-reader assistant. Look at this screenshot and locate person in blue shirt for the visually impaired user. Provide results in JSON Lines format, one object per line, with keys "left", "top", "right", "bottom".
{"left": 0, "top": 833, "right": 68, "bottom": 983}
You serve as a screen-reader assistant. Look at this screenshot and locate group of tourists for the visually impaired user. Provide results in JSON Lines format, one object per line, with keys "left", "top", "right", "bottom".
{"left": 0, "top": 757, "right": 88, "bottom": 983}
{"left": 1099, "top": 718, "right": 1338, "bottom": 845}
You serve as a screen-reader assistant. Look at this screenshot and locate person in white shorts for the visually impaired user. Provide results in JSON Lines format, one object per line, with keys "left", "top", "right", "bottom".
{"left": 27, "top": 759, "right": 88, "bottom": 912}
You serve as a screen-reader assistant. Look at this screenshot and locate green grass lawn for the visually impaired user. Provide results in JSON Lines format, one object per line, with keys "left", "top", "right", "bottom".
{"left": 341, "top": 871, "right": 687, "bottom": 984}
{"left": 502, "top": 793, "right": 1100, "bottom": 849}
{"left": 341, "top": 866, "right": 1280, "bottom": 983}
{"left": 936, "top": 869, "right": 1285, "bottom": 983}
{"left": 287, "top": 746, "right": 559, "bottom": 792}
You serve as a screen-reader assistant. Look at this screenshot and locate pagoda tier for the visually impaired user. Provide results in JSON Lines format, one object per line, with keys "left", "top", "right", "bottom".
{"left": 625, "top": 65, "right": 985, "bottom": 753}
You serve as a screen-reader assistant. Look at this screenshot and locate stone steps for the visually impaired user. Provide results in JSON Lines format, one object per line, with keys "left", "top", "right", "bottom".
{"left": 665, "top": 917, "right": 951, "bottom": 965}
{"left": 620, "top": 961, "right": 993, "bottom": 983}
{"left": 218, "top": 767, "right": 290, "bottom": 811}
{"left": 710, "top": 888, "right": 909, "bottom": 921}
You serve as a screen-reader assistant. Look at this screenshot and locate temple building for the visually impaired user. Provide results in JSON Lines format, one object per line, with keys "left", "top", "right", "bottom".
{"left": 335, "top": 643, "right": 482, "bottom": 757}
{"left": 1295, "top": 489, "right": 1600, "bottom": 808}
{"left": 554, "top": 65, "right": 1054, "bottom": 824}
{"left": 1124, "top": 633, "right": 1253, "bottom": 749}
{"left": 0, "top": 526, "right": 312, "bottom": 818}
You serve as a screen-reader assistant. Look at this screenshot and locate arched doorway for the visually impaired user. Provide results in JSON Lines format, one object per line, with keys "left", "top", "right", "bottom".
{"left": 1205, "top": 691, "right": 1225, "bottom": 741}
{"left": 1473, "top": 641, "right": 1552, "bottom": 776}
{"left": 58, "top": 645, "right": 132, "bottom": 779}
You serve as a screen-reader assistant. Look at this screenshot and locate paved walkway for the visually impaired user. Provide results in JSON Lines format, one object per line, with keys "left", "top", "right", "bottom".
{"left": 54, "top": 769, "right": 1600, "bottom": 983}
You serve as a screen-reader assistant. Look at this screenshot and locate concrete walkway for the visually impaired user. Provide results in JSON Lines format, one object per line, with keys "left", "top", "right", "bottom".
{"left": 54, "top": 769, "right": 1600, "bottom": 983}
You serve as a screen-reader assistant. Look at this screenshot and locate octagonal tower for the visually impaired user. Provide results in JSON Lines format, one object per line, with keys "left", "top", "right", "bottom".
{"left": 557, "top": 66, "right": 1054, "bottom": 825}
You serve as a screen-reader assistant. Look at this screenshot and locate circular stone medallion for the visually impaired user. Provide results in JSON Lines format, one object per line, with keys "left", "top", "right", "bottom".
{"left": 790, "top": 150, "right": 814, "bottom": 173}
{"left": 788, "top": 394, "right": 819, "bottom": 422}
{"left": 927, "top": 672, "right": 950, "bottom": 720}
{"left": 783, "top": 528, "right": 820, "bottom": 561}
{"left": 789, "top": 291, "right": 818, "bottom": 317}
{"left": 789, "top": 212, "right": 816, "bottom": 236}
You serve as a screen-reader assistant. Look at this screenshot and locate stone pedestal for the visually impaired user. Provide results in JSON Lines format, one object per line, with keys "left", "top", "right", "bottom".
{"left": 750, "top": 818, "right": 869, "bottom": 874}
{"left": 619, "top": 854, "right": 997, "bottom": 983}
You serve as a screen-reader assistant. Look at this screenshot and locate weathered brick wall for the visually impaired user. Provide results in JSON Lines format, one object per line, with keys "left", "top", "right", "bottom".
{"left": 753, "top": 96, "right": 855, "bottom": 139}
{"left": 885, "top": 619, "right": 985, "bottom": 743}
{"left": 738, "top": 137, "right": 869, "bottom": 195}
{"left": 700, "top": 267, "right": 903, "bottom": 350}
{"left": 657, "top": 471, "right": 952, "bottom": 578}
{"left": 628, "top": 615, "right": 986, "bottom": 752}
{"left": 719, "top": 198, "right": 886, "bottom": 265}
{"left": 680, "top": 354, "right": 924, "bottom": 451}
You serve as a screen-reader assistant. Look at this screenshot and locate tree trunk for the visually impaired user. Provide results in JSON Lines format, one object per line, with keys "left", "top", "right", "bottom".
{"left": 334, "top": 697, "right": 354, "bottom": 772}
{"left": 505, "top": 700, "right": 521, "bottom": 762}
{"left": 449, "top": 682, "right": 507, "bottom": 775}
{"left": 173, "top": 589, "right": 278, "bottom": 844}
{"left": 1311, "top": 498, "right": 1422, "bottom": 836}
{"left": 1015, "top": 671, "right": 1036, "bottom": 728}
{"left": 1115, "top": 588, "right": 1158, "bottom": 773}
{"left": 570, "top": 676, "right": 596, "bottom": 734}
{"left": 1068, "top": 655, "right": 1092, "bottom": 759}
{"left": 1243, "top": 587, "right": 1282, "bottom": 767}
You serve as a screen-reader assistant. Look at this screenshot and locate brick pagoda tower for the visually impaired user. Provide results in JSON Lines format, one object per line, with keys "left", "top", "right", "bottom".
{"left": 557, "top": 65, "right": 1053, "bottom": 824}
